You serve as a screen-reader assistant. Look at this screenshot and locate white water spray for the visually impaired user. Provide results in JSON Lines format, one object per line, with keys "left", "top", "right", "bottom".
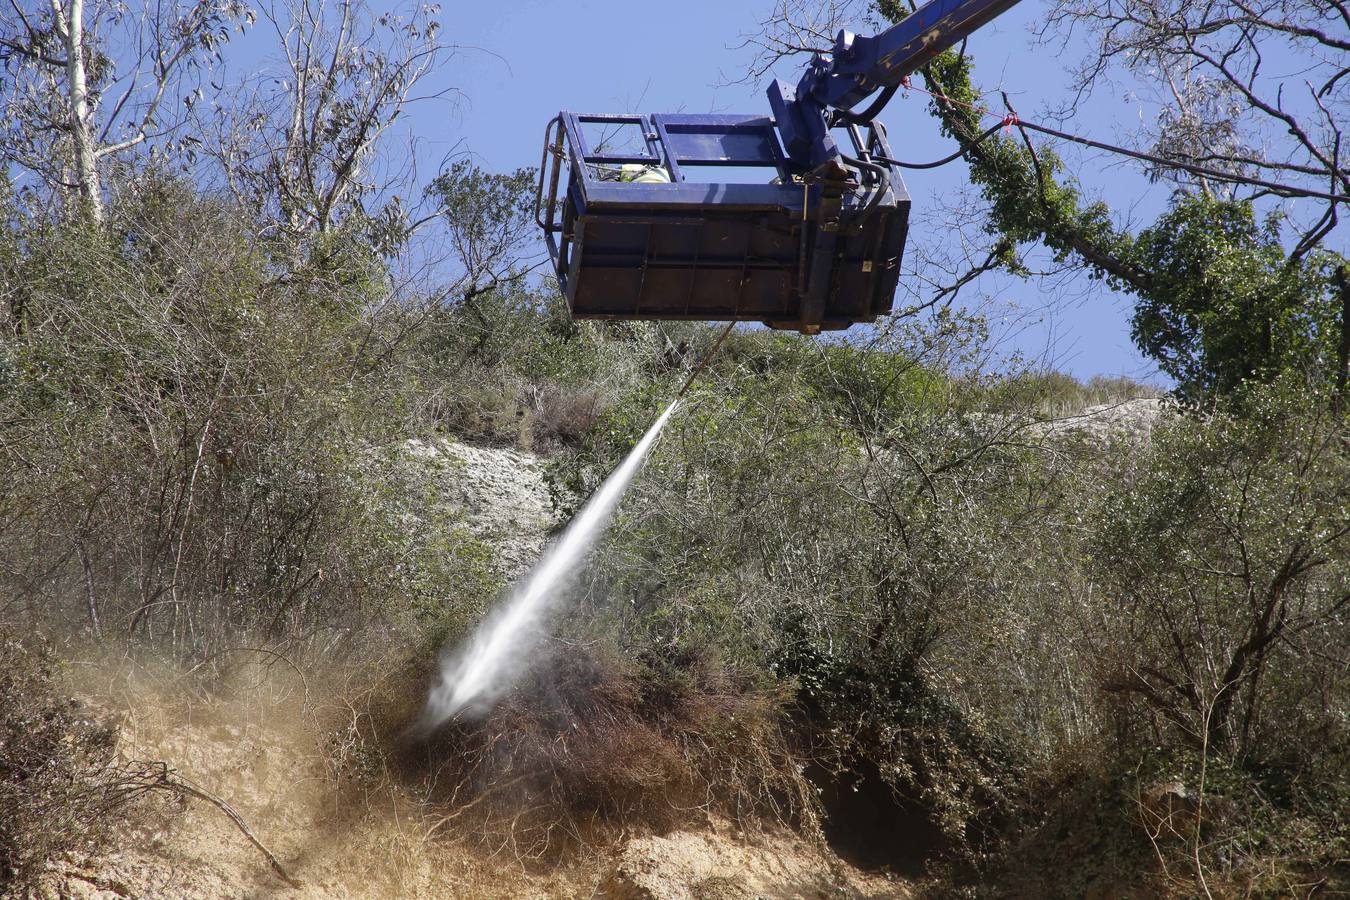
{"left": 417, "top": 399, "right": 680, "bottom": 730}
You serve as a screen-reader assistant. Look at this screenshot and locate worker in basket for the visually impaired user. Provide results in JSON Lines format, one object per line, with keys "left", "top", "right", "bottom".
{"left": 598, "top": 163, "right": 671, "bottom": 184}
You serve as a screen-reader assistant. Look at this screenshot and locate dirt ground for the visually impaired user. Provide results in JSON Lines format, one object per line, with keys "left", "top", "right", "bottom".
{"left": 31, "top": 662, "right": 910, "bottom": 900}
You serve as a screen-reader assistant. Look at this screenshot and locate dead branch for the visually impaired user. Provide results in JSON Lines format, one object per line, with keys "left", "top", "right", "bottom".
{"left": 149, "top": 769, "right": 302, "bottom": 888}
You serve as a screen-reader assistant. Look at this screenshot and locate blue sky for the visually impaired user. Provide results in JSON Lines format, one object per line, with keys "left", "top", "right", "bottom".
{"left": 48, "top": 0, "right": 1348, "bottom": 382}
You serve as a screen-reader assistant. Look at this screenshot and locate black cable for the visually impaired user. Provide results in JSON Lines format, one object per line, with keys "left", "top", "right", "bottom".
{"left": 1010, "top": 117, "right": 1350, "bottom": 204}
{"left": 829, "top": 81, "right": 1349, "bottom": 203}
{"left": 863, "top": 109, "right": 1348, "bottom": 204}
{"left": 835, "top": 83, "right": 899, "bottom": 125}
{"left": 871, "top": 122, "right": 1004, "bottom": 170}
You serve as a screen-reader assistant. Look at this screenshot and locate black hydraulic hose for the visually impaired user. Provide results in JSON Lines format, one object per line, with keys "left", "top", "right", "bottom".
{"left": 841, "top": 153, "right": 892, "bottom": 224}
{"left": 871, "top": 121, "right": 1005, "bottom": 170}
{"left": 835, "top": 83, "right": 899, "bottom": 125}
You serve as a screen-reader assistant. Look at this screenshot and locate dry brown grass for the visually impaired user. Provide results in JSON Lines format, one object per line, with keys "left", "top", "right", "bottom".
{"left": 0, "top": 629, "right": 159, "bottom": 891}
{"left": 525, "top": 384, "right": 602, "bottom": 451}
{"left": 330, "top": 639, "right": 821, "bottom": 865}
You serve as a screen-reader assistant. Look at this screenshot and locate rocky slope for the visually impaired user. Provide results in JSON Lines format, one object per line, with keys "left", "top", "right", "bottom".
{"left": 403, "top": 438, "right": 561, "bottom": 583}
{"left": 1026, "top": 398, "right": 1166, "bottom": 441}
{"left": 411, "top": 400, "right": 1166, "bottom": 583}
{"left": 34, "top": 404, "right": 1168, "bottom": 899}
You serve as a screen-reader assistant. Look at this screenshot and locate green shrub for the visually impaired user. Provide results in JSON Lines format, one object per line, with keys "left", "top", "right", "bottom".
{"left": 0, "top": 177, "right": 504, "bottom": 661}
{"left": 775, "top": 636, "right": 1024, "bottom": 868}
{"left": 1091, "top": 375, "right": 1350, "bottom": 760}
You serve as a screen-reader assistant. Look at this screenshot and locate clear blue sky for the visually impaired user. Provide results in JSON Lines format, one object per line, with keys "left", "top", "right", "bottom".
{"left": 421, "top": 0, "right": 1167, "bottom": 382}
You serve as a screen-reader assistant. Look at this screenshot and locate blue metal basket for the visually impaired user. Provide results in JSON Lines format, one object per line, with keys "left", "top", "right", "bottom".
{"left": 535, "top": 112, "right": 910, "bottom": 333}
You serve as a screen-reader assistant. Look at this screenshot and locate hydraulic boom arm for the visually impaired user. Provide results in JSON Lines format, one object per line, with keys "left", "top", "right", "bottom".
{"left": 770, "top": 0, "right": 1024, "bottom": 169}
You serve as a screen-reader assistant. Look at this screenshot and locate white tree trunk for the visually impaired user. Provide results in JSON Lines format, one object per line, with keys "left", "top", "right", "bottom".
{"left": 57, "top": 0, "right": 102, "bottom": 221}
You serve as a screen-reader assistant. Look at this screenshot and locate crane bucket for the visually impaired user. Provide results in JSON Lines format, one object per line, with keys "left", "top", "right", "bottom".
{"left": 535, "top": 112, "right": 909, "bottom": 333}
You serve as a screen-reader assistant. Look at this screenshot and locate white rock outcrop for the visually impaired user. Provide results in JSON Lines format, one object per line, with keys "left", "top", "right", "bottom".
{"left": 404, "top": 438, "right": 561, "bottom": 583}
{"left": 1027, "top": 398, "right": 1166, "bottom": 442}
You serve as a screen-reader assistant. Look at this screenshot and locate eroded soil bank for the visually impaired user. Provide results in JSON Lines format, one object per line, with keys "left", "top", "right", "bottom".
{"left": 32, "top": 661, "right": 909, "bottom": 899}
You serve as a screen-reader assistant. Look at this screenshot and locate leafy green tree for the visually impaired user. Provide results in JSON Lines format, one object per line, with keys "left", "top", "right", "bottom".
{"left": 749, "top": 0, "right": 1350, "bottom": 402}
{"left": 1131, "top": 196, "right": 1340, "bottom": 397}
{"left": 0, "top": 0, "right": 247, "bottom": 220}
{"left": 907, "top": 43, "right": 1345, "bottom": 402}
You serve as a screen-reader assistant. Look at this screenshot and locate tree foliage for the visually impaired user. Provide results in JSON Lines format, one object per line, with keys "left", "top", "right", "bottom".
{"left": 871, "top": 0, "right": 1350, "bottom": 403}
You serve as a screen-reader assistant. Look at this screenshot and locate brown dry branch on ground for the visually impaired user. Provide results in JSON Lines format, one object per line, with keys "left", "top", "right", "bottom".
{"left": 144, "top": 767, "right": 303, "bottom": 888}
{"left": 1, "top": 636, "right": 311, "bottom": 893}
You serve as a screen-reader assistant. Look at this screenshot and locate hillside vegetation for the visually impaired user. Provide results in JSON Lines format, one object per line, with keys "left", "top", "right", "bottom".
{"left": 2, "top": 177, "right": 1346, "bottom": 897}
{"left": 2, "top": 0, "right": 1349, "bottom": 894}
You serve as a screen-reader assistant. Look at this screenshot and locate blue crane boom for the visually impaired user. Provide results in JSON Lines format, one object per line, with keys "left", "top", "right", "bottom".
{"left": 811, "top": 0, "right": 1024, "bottom": 111}
{"left": 535, "top": 0, "right": 1026, "bottom": 333}
{"left": 773, "top": 0, "right": 1024, "bottom": 169}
